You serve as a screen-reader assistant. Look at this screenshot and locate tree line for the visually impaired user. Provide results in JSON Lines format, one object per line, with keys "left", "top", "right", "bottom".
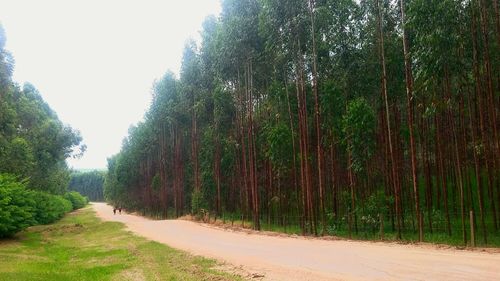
{"left": 69, "top": 170, "right": 105, "bottom": 202}
{"left": 104, "top": 0, "right": 500, "bottom": 245}
{"left": 0, "top": 25, "right": 87, "bottom": 237}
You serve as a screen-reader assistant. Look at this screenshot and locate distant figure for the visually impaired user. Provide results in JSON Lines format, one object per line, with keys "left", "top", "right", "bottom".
{"left": 113, "top": 208, "right": 116, "bottom": 215}
{"left": 119, "top": 207, "right": 122, "bottom": 214}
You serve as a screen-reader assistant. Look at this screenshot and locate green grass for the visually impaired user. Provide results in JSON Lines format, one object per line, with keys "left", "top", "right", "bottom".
{"left": 213, "top": 212, "right": 500, "bottom": 247}
{"left": 0, "top": 207, "right": 241, "bottom": 281}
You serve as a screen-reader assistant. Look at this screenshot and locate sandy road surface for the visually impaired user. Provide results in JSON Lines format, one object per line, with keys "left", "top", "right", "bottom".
{"left": 92, "top": 203, "right": 500, "bottom": 281}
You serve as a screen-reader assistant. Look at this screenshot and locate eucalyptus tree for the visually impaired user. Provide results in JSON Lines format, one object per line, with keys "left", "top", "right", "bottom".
{"left": 342, "top": 97, "right": 376, "bottom": 232}
{"left": 218, "top": 0, "right": 264, "bottom": 229}
{"left": 408, "top": 0, "right": 473, "bottom": 243}
{"left": 0, "top": 53, "right": 83, "bottom": 194}
{"left": 181, "top": 40, "right": 203, "bottom": 198}
{"left": 398, "top": 0, "right": 421, "bottom": 240}
{"left": 103, "top": 0, "right": 500, "bottom": 245}
{"left": 69, "top": 170, "right": 105, "bottom": 201}
{"left": 0, "top": 28, "right": 87, "bottom": 237}
{"left": 149, "top": 71, "right": 178, "bottom": 217}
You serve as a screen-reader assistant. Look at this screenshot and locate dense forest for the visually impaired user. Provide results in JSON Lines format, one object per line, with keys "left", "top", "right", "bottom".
{"left": 105, "top": 0, "right": 500, "bottom": 245}
{"left": 69, "top": 170, "right": 105, "bottom": 202}
{"left": 0, "top": 25, "right": 88, "bottom": 237}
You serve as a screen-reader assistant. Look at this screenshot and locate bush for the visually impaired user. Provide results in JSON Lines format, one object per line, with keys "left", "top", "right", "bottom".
{"left": 64, "top": 191, "right": 88, "bottom": 210}
{"left": 0, "top": 173, "right": 83, "bottom": 238}
{"left": 33, "top": 192, "right": 72, "bottom": 225}
{"left": 358, "top": 190, "right": 393, "bottom": 232}
{"left": 0, "top": 174, "right": 36, "bottom": 238}
{"left": 191, "top": 190, "right": 207, "bottom": 218}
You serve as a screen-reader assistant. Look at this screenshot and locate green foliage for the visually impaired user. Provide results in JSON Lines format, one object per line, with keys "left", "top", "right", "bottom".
{"left": 264, "top": 121, "right": 293, "bottom": 172}
{"left": 32, "top": 192, "right": 73, "bottom": 225}
{"left": 0, "top": 173, "right": 83, "bottom": 237}
{"left": 103, "top": 155, "right": 128, "bottom": 208}
{"left": 151, "top": 173, "right": 161, "bottom": 191}
{"left": 358, "top": 191, "right": 393, "bottom": 232}
{"left": 0, "top": 174, "right": 36, "bottom": 238}
{"left": 431, "top": 209, "right": 445, "bottom": 230}
{"left": 64, "top": 191, "right": 88, "bottom": 210}
{"left": 2, "top": 137, "right": 34, "bottom": 176}
{"left": 340, "top": 190, "right": 352, "bottom": 212}
{"left": 69, "top": 170, "right": 105, "bottom": 202}
{"left": 341, "top": 97, "right": 376, "bottom": 173}
{"left": 102, "top": 0, "right": 500, "bottom": 246}
{"left": 191, "top": 190, "right": 207, "bottom": 217}
{"left": 0, "top": 208, "right": 241, "bottom": 281}
{"left": 0, "top": 29, "right": 84, "bottom": 195}
{"left": 408, "top": 0, "right": 464, "bottom": 84}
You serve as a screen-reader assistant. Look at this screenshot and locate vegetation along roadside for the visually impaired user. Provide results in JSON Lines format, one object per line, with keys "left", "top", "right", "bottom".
{"left": 0, "top": 206, "right": 241, "bottom": 281}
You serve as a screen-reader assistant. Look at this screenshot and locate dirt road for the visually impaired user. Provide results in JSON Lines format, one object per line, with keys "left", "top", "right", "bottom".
{"left": 92, "top": 202, "right": 500, "bottom": 281}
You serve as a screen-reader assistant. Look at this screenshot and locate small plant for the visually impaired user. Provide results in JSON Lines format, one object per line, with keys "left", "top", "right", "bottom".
{"left": 191, "top": 189, "right": 207, "bottom": 219}
{"left": 151, "top": 173, "right": 161, "bottom": 191}
{"left": 340, "top": 190, "right": 352, "bottom": 212}
{"left": 431, "top": 209, "right": 445, "bottom": 230}
{"left": 326, "top": 211, "right": 342, "bottom": 235}
{"left": 359, "top": 191, "right": 393, "bottom": 232}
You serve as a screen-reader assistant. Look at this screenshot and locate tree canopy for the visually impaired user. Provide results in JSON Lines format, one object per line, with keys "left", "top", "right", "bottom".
{"left": 69, "top": 170, "right": 105, "bottom": 202}
{"left": 0, "top": 24, "right": 87, "bottom": 237}
{"left": 104, "top": 0, "right": 500, "bottom": 245}
{"left": 0, "top": 25, "right": 84, "bottom": 193}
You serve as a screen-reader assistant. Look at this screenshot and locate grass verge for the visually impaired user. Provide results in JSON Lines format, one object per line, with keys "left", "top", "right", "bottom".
{"left": 0, "top": 207, "right": 241, "bottom": 281}
{"left": 202, "top": 213, "right": 500, "bottom": 248}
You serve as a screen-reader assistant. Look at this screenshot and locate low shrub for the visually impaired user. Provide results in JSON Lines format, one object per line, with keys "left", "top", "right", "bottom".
{"left": 0, "top": 173, "right": 87, "bottom": 238}
{"left": 191, "top": 189, "right": 207, "bottom": 219}
{"left": 0, "top": 174, "right": 36, "bottom": 238}
{"left": 64, "top": 191, "right": 88, "bottom": 210}
{"left": 33, "top": 192, "right": 72, "bottom": 225}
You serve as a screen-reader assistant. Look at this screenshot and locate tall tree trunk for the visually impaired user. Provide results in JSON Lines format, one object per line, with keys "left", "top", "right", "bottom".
{"left": 444, "top": 67, "right": 467, "bottom": 245}
{"left": 237, "top": 69, "right": 251, "bottom": 221}
{"left": 436, "top": 114, "right": 452, "bottom": 236}
{"left": 472, "top": 3, "right": 491, "bottom": 241}
{"left": 478, "top": 0, "right": 500, "bottom": 162}
{"left": 214, "top": 138, "right": 222, "bottom": 216}
{"left": 295, "top": 66, "right": 307, "bottom": 234}
{"left": 284, "top": 71, "right": 300, "bottom": 221}
{"left": 191, "top": 90, "right": 200, "bottom": 195}
{"left": 159, "top": 123, "right": 168, "bottom": 218}
{"left": 376, "top": 0, "right": 401, "bottom": 239}
{"left": 295, "top": 40, "right": 314, "bottom": 234}
{"left": 494, "top": 0, "right": 500, "bottom": 46}
{"left": 479, "top": 0, "right": 500, "bottom": 229}
{"left": 419, "top": 102, "right": 433, "bottom": 232}
{"left": 467, "top": 89, "right": 487, "bottom": 245}
{"left": 347, "top": 142, "right": 356, "bottom": 233}
{"left": 399, "top": 0, "right": 421, "bottom": 240}
{"left": 309, "top": 0, "right": 325, "bottom": 236}
{"left": 330, "top": 140, "right": 338, "bottom": 219}
{"left": 247, "top": 60, "right": 260, "bottom": 230}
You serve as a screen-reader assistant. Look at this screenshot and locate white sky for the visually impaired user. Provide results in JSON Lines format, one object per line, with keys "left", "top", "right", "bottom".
{"left": 0, "top": 0, "right": 221, "bottom": 170}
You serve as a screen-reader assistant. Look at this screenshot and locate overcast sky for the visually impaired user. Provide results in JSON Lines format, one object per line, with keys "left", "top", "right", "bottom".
{"left": 0, "top": 0, "right": 221, "bottom": 170}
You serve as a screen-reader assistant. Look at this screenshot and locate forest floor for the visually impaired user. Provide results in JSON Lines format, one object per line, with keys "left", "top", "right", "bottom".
{"left": 93, "top": 202, "right": 500, "bottom": 281}
{"left": 0, "top": 206, "right": 241, "bottom": 281}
